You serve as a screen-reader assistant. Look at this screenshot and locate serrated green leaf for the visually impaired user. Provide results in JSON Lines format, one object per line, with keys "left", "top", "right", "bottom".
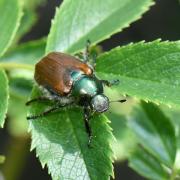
{"left": 96, "top": 40, "right": 180, "bottom": 108}
{"left": 0, "top": 0, "right": 23, "bottom": 57}
{"left": 1, "top": 38, "right": 46, "bottom": 65}
{"left": 29, "top": 87, "right": 114, "bottom": 180}
{"left": 46, "top": 0, "right": 154, "bottom": 54}
{"left": 128, "top": 101, "right": 176, "bottom": 167}
{"left": 0, "top": 70, "right": 9, "bottom": 128}
{"left": 129, "top": 147, "right": 168, "bottom": 180}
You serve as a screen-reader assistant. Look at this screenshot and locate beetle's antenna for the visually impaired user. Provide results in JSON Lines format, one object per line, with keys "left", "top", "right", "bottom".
{"left": 110, "top": 99, "right": 126, "bottom": 103}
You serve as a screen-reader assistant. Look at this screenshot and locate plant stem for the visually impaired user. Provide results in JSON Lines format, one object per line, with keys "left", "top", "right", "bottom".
{"left": 170, "top": 167, "right": 177, "bottom": 180}
{"left": 0, "top": 62, "right": 34, "bottom": 71}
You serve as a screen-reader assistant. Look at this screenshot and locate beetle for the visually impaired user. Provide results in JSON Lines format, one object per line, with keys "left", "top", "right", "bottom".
{"left": 26, "top": 41, "right": 126, "bottom": 145}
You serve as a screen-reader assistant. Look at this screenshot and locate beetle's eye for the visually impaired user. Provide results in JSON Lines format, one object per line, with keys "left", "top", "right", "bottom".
{"left": 91, "top": 94, "right": 109, "bottom": 113}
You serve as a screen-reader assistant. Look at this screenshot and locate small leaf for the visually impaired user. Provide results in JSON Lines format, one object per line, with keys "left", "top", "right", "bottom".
{"left": 96, "top": 40, "right": 180, "bottom": 108}
{"left": 128, "top": 101, "right": 176, "bottom": 167}
{"left": 0, "top": 155, "right": 5, "bottom": 164}
{"left": 0, "top": 38, "right": 46, "bottom": 65}
{"left": 0, "top": 70, "right": 9, "bottom": 128}
{"left": 129, "top": 147, "right": 168, "bottom": 180}
{"left": 0, "top": 0, "right": 23, "bottom": 57}
{"left": 28, "top": 87, "right": 114, "bottom": 180}
{"left": 46, "top": 0, "right": 154, "bottom": 53}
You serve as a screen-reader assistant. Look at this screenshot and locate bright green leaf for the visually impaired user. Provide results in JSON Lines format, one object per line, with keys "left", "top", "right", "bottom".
{"left": 29, "top": 87, "right": 114, "bottom": 180}
{"left": 0, "top": 0, "right": 23, "bottom": 57}
{"left": 1, "top": 38, "right": 46, "bottom": 65}
{"left": 96, "top": 40, "right": 180, "bottom": 108}
{"left": 0, "top": 70, "right": 9, "bottom": 128}
{"left": 128, "top": 101, "right": 176, "bottom": 167}
{"left": 129, "top": 147, "right": 168, "bottom": 180}
{"left": 46, "top": 0, "right": 154, "bottom": 54}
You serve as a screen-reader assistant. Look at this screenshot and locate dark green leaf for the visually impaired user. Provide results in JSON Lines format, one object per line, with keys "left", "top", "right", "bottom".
{"left": 0, "top": 0, "right": 23, "bottom": 56}
{"left": 128, "top": 101, "right": 176, "bottom": 167}
{"left": 96, "top": 40, "right": 180, "bottom": 108}
{"left": 129, "top": 147, "right": 168, "bottom": 180}
{"left": 29, "top": 87, "right": 114, "bottom": 180}
{"left": 0, "top": 70, "right": 9, "bottom": 128}
{"left": 46, "top": 0, "right": 154, "bottom": 53}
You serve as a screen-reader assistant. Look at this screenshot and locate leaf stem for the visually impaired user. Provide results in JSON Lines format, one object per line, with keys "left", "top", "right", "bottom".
{"left": 0, "top": 62, "right": 34, "bottom": 71}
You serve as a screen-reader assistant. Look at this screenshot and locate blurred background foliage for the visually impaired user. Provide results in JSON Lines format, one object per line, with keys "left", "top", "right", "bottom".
{"left": 0, "top": 0, "right": 180, "bottom": 179}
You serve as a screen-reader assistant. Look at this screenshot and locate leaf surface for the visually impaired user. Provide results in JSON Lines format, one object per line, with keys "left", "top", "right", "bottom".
{"left": 0, "top": 0, "right": 23, "bottom": 56}
{"left": 46, "top": 0, "right": 154, "bottom": 53}
{"left": 129, "top": 147, "right": 168, "bottom": 180}
{"left": 128, "top": 101, "right": 176, "bottom": 167}
{"left": 29, "top": 88, "right": 114, "bottom": 180}
{"left": 0, "top": 70, "right": 9, "bottom": 127}
{"left": 1, "top": 38, "right": 46, "bottom": 65}
{"left": 96, "top": 40, "right": 180, "bottom": 108}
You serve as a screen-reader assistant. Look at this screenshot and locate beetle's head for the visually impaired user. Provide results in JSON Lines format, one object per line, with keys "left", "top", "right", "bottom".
{"left": 90, "top": 94, "right": 109, "bottom": 113}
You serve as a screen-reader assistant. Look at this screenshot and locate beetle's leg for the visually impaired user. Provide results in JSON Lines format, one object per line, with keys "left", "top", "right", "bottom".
{"left": 26, "top": 97, "right": 51, "bottom": 106}
{"left": 83, "top": 40, "right": 91, "bottom": 63}
{"left": 83, "top": 106, "right": 93, "bottom": 147}
{"left": 26, "top": 104, "right": 65, "bottom": 120}
{"left": 101, "top": 79, "right": 120, "bottom": 87}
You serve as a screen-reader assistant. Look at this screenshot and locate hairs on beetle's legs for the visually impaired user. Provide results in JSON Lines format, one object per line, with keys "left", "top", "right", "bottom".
{"left": 83, "top": 40, "right": 91, "bottom": 63}
{"left": 26, "top": 105, "right": 62, "bottom": 120}
{"left": 101, "top": 79, "right": 120, "bottom": 87}
{"left": 92, "top": 53, "right": 97, "bottom": 70}
{"left": 74, "top": 52, "right": 83, "bottom": 59}
{"left": 83, "top": 106, "right": 93, "bottom": 147}
{"left": 26, "top": 97, "right": 51, "bottom": 106}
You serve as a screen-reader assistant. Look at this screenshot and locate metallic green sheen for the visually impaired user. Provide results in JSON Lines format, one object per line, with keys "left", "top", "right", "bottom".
{"left": 71, "top": 71, "right": 103, "bottom": 97}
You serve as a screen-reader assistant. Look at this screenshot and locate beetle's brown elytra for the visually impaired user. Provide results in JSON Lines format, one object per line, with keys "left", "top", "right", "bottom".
{"left": 35, "top": 52, "right": 93, "bottom": 96}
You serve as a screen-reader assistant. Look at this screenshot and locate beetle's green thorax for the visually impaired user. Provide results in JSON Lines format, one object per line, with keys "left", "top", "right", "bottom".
{"left": 70, "top": 71, "right": 103, "bottom": 97}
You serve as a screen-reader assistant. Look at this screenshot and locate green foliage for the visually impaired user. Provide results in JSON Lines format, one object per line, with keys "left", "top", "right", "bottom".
{"left": 29, "top": 87, "right": 114, "bottom": 180}
{"left": 1, "top": 38, "right": 46, "bottom": 65}
{"left": 0, "top": 0, "right": 180, "bottom": 180}
{"left": 0, "top": 0, "right": 23, "bottom": 57}
{"left": 0, "top": 70, "right": 9, "bottom": 127}
{"left": 14, "top": 0, "right": 46, "bottom": 43}
{"left": 128, "top": 101, "right": 178, "bottom": 179}
{"left": 27, "top": 1, "right": 155, "bottom": 179}
{"left": 129, "top": 147, "right": 168, "bottom": 180}
{"left": 96, "top": 40, "right": 180, "bottom": 108}
{"left": 46, "top": 0, "right": 154, "bottom": 53}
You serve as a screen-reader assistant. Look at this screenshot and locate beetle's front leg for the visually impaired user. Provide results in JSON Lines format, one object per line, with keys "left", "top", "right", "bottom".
{"left": 83, "top": 106, "right": 93, "bottom": 147}
{"left": 101, "top": 79, "right": 120, "bottom": 87}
